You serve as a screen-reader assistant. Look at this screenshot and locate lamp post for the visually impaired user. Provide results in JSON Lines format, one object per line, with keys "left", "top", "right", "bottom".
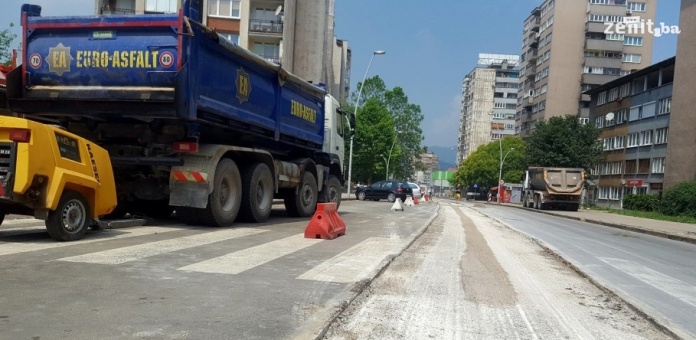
{"left": 346, "top": 50, "right": 386, "bottom": 195}
{"left": 497, "top": 146, "right": 514, "bottom": 204}
{"left": 385, "top": 130, "right": 402, "bottom": 180}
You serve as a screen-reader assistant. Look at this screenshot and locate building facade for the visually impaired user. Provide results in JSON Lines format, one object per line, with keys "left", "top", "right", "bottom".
{"left": 586, "top": 57, "right": 674, "bottom": 207}
{"left": 665, "top": 0, "right": 696, "bottom": 189}
{"left": 517, "top": 0, "right": 656, "bottom": 138}
{"left": 94, "top": 0, "right": 350, "bottom": 101}
{"left": 458, "top": 54, "right": 520, "bottom": 163}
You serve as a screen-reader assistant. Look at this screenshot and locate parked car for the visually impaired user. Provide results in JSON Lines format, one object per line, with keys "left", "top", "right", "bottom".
{"left": 408, "top": 182, "right": 422, "bottom": 199}
{"left": 356, "top": 180, "right": 413, "bottom": 202}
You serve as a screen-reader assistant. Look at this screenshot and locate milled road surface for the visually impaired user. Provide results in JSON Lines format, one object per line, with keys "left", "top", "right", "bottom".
{"left": 323, "top": 203, "right": 672, "bottom": 339}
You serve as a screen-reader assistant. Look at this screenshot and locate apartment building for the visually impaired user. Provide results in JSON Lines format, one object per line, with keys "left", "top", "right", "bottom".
{"left": 417, "top": 152, "right": 439, "bottom": 189}
{"left": 586, "top": 57, "right": 674, "bottom": 207}
{"left": 517, "top": 0, "right": 656, "bottom": 138}
{"left": 458, "top": 54, "right": 520, "bottom": 163}
{"left": 94, "top": 0, "right": 350, "bottom": 101}
{"left": 665, "top": 0, "right": 696, "bottom": 189}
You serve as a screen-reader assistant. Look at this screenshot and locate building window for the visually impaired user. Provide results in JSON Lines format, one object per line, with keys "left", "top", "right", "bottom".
{"left": 624, "top": 36, "right": 643, "bottom": 46}
{"left": 627, "top": 132, "right": 639, "bottom": 147}
{"left": 627, "top": 2, "right": 647, "bottom": 12}
{"left": 623, "top": 54, "right": 642, "bottom": 63}
{"left": 579, "top": 117, "right": 590, "bottom": 125}
{"left": 652, "top": 158, "right": 665, "bottom": 174}
{"left": 655, "top": 127, "right": 668, "bottom": 144}
{"left": 544, "top": 50, "right": 551, "bottom": 61}
{"left": 614, "top": 135, "right": 625, "bottom": 149}
{"left": 641, "top": 101, "right": 656, "bottom": 118}
{"left": 617, "top": 109, "right": 628, "bottom": 123}
{"left": 595, "top": 116, "right": 604, "bottom": 128}
{"left": 606, "top": 33, "right": 625, "bottom": 41}
{"left": 598, "top": 91, "right": 607, "bottom": 105}
{"left": 619, "top": 83, "right": 631, "bottom": 98}
{"left": 608, "top": 87, "right": 619, "bottom": 101}
{"left": 253, "top": 42, "right": 281, "bottom": 63}
{"left": 640, "top": 130, "right": 652, "bottom": 145}
{"left": 541, "top": 84, "right": 548, "bottom": 94}
{"left": 658, "top": 97, "right": 671, "bottom": 114}
{"left": 629, "top": 105, "right": 641, "bottom": 121}
{"left": 145, "top": 0, "right": 177, "bottom": 13}
{"left": 220, "top": 33, "right": 239, "bottom": 44}
{"left": 208, "top": 0, "right": 241, "bottom": 18}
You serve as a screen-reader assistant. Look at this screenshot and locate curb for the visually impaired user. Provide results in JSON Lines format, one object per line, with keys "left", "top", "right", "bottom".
{"left": 503, "top": 203, "right": 696, "bottom": 246}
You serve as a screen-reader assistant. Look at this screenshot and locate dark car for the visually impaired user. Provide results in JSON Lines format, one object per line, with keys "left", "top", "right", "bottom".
{"left": 356, "top": 180, "right": 413, "bottom": 202}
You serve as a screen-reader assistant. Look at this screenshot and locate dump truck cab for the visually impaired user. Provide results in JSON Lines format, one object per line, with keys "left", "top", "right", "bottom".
{"left": 0, "top": 116, "right": 117, "bottom": 241}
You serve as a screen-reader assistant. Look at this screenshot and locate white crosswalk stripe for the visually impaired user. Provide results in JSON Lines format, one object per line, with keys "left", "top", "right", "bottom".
{"left": 58, "top": 228, "right": 268, "bottom": 264}
{"left": 0, "top": 227, "right": 177, "bottom": 257}
{"left": 178, "top": 233, "right": 323, "bottom": 275}
{"left": 296, "top": 237, "right": 407, "bottom": 283}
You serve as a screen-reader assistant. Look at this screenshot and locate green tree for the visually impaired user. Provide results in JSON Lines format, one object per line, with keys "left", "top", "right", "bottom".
{"left": 350, "top": 98, "right": 396, "bottom": 183}
{"left": 525, "top": 115, "right": 603, "bottom": 171}
{"left": 347, "top": 76, "right": 425, "bottom": 183}
{"left": 0, "top": 23, "right": 17, "bottom": 67}
{"left": 453, "top": 137, "right": 526, "bottom": 190}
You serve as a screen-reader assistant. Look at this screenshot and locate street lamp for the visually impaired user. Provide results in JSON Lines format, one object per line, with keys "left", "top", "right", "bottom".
{"left": 498, "top": 146, "right": 514, "bottom": 204}
{"left": 385, "top": 130, "right": 402, "bottom": 180}
{"left": 346, "top": 50, "right": 386, "bottom": 195}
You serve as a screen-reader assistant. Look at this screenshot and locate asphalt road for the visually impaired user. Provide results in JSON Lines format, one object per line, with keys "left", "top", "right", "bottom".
{"left": 470, "top": 202, "right": 696, "bottom": 340}
{"left": 0, "top": 200, "right": 438, "bottom": 340}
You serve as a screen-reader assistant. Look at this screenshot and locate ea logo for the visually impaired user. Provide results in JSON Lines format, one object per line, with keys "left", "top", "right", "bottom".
{"left": 236, "top": 67, "right": 251, "bottom": 103}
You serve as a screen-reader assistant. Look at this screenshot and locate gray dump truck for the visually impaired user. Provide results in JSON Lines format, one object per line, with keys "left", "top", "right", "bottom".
{"left": 522, "top": 167, "right": 585, "bottom": 211}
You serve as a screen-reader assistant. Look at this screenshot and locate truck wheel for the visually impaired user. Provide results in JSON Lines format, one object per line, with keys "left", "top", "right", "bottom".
{"left": 239, "top": 163, "right": 274, "bottom": 223}
{"left": 284, "top": 171, "right": 317, "bottom": 217}
{"left": 319, "top": 176, "right": 342, "bottom": 210}
{"left": 45, "top": 191, "right": 91, "bottom": 241}
{"left": 199, "top": 158, "right": 242, "bottom": 227}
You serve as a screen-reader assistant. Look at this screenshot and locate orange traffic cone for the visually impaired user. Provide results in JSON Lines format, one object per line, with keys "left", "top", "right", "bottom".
{"left": 413, "top": 196, "right": 419, "bottom": 205}
{"left": 304, "top": 203, "right": 346, "bottom": 240}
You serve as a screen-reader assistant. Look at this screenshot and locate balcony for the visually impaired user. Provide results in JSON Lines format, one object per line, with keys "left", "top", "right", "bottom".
{"left": 249, "top": 19, "right": 284, "bottom": 34}
{"left": 585, "top": 21, "right": 608, "bottom": 33}
{"left": 584, "top": 56, "right": 622, "bottom": 69}
{"left": 587, "top": 4, "right": 629, "bottom": 17}
{"left": 582, "top": 73, "right": 620, "bottom": 85}
{"left": 585, "top": 38, "right": 624, "bottom": 52}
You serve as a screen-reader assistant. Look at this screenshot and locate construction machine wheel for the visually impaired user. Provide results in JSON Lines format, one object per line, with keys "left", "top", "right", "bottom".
{"left": 45, "top": 191, "right": 91, "bottom": 241}
{"left": 239, "top": 162, "right": 274, "bottom": 223}
{"left": 199, "top": 158, "right": 242, "bottom": 227}
{"left": 284, "top": 171, "right": 318, "bottom": 217}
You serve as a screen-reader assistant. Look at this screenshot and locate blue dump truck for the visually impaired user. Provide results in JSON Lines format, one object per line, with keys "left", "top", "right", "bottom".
{"left": 6, "top": 0, "right": 348, "bottom": 227}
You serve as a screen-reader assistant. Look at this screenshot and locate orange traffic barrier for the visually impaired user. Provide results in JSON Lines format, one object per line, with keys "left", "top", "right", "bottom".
{"left": 413, "top": 196, "right": 419, "bottom": 205}
{"left": 304, "top": 203, "right": 346, "bottom": 240}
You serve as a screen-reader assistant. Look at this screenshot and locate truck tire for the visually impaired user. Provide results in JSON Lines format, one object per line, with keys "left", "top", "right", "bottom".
{"left": 284, "top": 171, "right": 318, "bottom": 218}
{"left": 45, "top": 190, "right": 91, "bottom": 241}
{"left": 0, "top": 211, "right": 5, "bottom": 226}
{"left": 199, "top": 158, "right": 242, "bottom": 227}
{"left": 319, "top": 176, "right": 342, "bottom": 210}
{"left": 239, "top": 163, "right": 274, "bottom": 223}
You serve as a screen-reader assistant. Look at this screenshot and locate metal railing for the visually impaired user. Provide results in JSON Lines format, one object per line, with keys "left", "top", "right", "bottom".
{"left": 249, "top": 19, "right": 283, "bottom": 34}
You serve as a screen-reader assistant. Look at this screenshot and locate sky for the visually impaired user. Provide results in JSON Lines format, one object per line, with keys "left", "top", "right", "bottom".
{"left": 2, "top": 0, "right": 682, "bottom": 148}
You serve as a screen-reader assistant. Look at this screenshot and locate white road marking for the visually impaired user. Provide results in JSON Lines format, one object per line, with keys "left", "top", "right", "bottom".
{"left": 599, "top": 257, "right": 696, "bottom": 308}
{"left": 58, "top": 228, "right": 268, "bottom": 264}
{"left": 0, "top": 218, "right": 44, "bottom": 226}
{"left": 178, "top": 233, "right": 322, "bottom": 274}
{"left": 0, "top": 227, "right": 177, "bottom": 257}
{"left": 296, "top": 237, "right": 406, "bottom": 283}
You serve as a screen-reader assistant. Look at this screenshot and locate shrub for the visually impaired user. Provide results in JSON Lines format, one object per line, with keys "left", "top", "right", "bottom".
{"left": 623, "top": 194, "right": 661, "bottom": 212}
{"left": 658, "top": 181, "right": 696, "bottom": 218}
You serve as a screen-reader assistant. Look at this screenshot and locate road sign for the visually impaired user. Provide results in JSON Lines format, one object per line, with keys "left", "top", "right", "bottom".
{"left": 473, "top": 183, "right": 478, "bottom": 189}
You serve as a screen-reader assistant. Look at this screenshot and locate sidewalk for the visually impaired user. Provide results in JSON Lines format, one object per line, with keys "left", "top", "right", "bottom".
{"left": 499, "top": 202, "right": 696, "bottom": 245}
